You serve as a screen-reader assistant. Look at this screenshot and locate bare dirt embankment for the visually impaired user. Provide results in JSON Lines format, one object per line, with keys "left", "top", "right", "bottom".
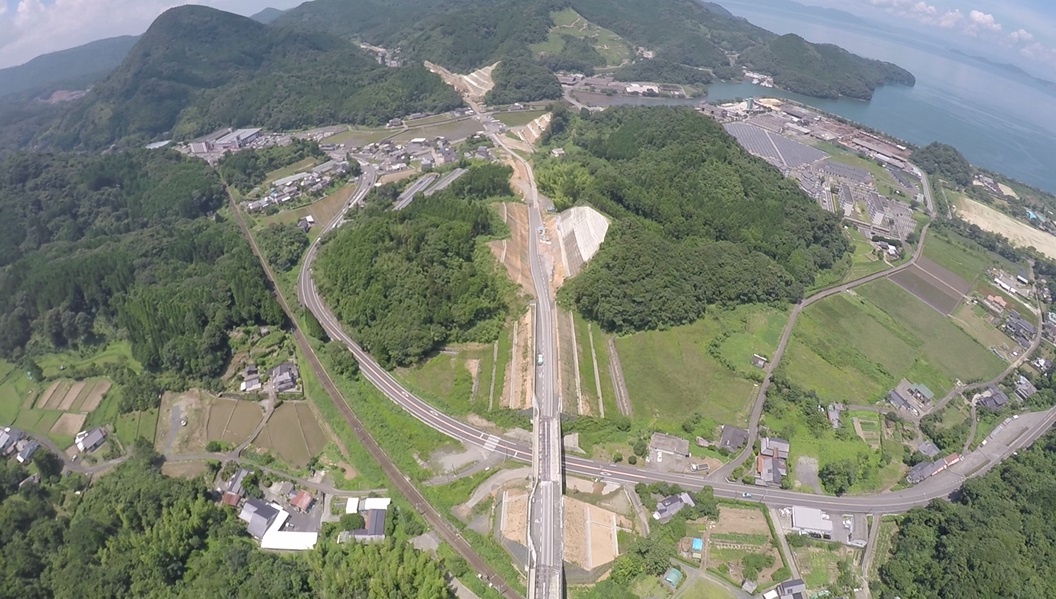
{"left": 954, "top": 195, "right": 1056, "bottom": 259}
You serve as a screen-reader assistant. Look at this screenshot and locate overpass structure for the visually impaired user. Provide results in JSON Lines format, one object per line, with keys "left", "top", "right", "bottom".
{"left": 296, "top": 108, "right": 1056, "bottom": 598}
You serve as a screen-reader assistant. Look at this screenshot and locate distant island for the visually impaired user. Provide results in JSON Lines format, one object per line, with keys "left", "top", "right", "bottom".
{"left": 948, "top": 48, "right": 1055, "bottom": 89}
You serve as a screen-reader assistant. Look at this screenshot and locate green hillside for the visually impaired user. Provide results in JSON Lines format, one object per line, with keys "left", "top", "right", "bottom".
{"left": 738, "top": 34, "right": 916, "bottom": 99}
{"left": 0, "top": 35, "right": 139, "bottom": 98}
{"left": 41, "top": 5, "right": 462, "bottom": 150}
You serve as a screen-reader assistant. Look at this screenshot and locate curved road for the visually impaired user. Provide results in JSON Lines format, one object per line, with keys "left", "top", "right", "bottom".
{"left": 297, "top": 126, "right": 1056, "bottom": 542}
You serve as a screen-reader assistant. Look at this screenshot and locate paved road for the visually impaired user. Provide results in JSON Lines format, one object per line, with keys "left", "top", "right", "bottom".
{"left": 295, "top": 144, "right": 1056, "bottom": 523}
{"left": 713, "top": 163, "right": 937, "bottom": 480}
{"left": 235, "top": 175, "right": 523, "bottom": 599}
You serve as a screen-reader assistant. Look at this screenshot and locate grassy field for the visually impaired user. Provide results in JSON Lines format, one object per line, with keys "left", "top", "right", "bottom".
{"left": 680, "top": 579, "right": 736, "bottom": 599}
{"left": 792, "top": 544, "right": 854, "bottom": 589}
{"left": 114, "top": 408, "right": 159, "bottom": 446}
{"left": 494, "top": 110, "right": 548, "bottom": 128}
{"left": 36, "top": 341, "right": 139, "bottom": 378}
{"left": 398, "top": 339, "right": 500, "bottom": 417}
{"left": 322, "top": 126, "right": 393, "bottom": 147}
{"left": 616, "top": 305, "right": 786, "bottom": 430}
{"left": 951, "top": 303, "right": 1015, "bottom": 354}
{"left": 529, "top": 8, "right": 631, "bottom": 66}
{"left": 870, "top": 517, "right": 900, "bottom": 581}
{"left": 922, "top": 231, "right": 1014, "bottom": 283}
{"left": 389, "top": 119, "right": 483, "bottom": 143}
{"left": 784, "top": 280, "right": 1004, "bottom": 405}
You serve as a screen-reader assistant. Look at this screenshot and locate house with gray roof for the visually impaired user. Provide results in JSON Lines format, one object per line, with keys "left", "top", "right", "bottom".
{"left": 16, "top": 440, "right": 40, "bottom": 464}
{"left": 718, "top": 426, "right": 748, "bottom": 452}
{"left": 652, "top": 493, "right": 695, "bottom": 522}
{"left": 75, "top": 428, "right": 106, "bottom": 453}
{"left": 0, "top": 427, "right": 24, "bottom": 456}
{"left": 239, "top": 498, "right": 280, "bottom": 539}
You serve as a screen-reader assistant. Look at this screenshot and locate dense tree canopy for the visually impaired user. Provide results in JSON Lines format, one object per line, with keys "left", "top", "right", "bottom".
{"left": 911, "top": 142, "right": 973, "bottom": 187}
{"left": 877, "top": 431, "right": 1056, "bottom": 598}
{"left": 315, "top": 165, "right": 513, "bottom": 367}
{"left": 0, "top": 149, "right": 283, "bottom": 380}
{"left": 485, "top": 59, "right": 563, "bottom": 105}
{"left": 258, "top": 223, "right": 310, "bottom": 272}
{"left": 552, "top": 106, "right": 848, "bottom": 333}
{"left": 0, "top": 450, "right": 452, "bottom": 598}
{"left": 738, "top": 34, "right": 915, "bottom": 100}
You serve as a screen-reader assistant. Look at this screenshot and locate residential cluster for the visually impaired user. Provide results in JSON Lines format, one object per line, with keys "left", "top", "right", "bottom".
{"left": 0, "top": 427, "right": 37, "bottom": 463}
{"left": 217, "top": 466, "right": 393, "bottom": 551}
{"left": 754, "top": 437, "right": 789, "bottom": 487}
{"left": 239, "top": 361, "right": 300, "bottom": 394}
{"left": 885, "top": 378, "right": 935, "bottom": 416}
{"left": 356, "top": 134, "right": 492, "bottom": 175}
{"left": 243, "top": 159, "right": 353, "bottom": 213}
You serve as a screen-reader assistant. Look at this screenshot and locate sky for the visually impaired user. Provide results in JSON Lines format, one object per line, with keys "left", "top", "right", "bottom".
{"left": 796, "top": 0, "right": 1056, "bottom": 74}
{"left": 0, "top": 0, "right": 304, "bottom": 68}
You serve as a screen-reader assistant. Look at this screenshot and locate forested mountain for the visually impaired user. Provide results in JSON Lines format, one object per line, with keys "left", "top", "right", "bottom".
{"left": 0, "top": 149, "right": 282, "bottom": 380}
{"left": 251, "top": 7, "right": 287, "bottom": 24}
{"left": 738, "top": 34, "right": 916, "bottom": 100}
{"left": 547, "top": 106, "right": 848, "bottom": 333}
{"left": 0, "top": 447, "right": 452, "bottom": 598}
{"left": 315, "top": 164, "right": 515, "bottom": 367}
{"left": 0, "top": 35, "right": 139, "bottom": 98}
{"left": 39, "top": 5, "right": 462, "bottom": 150}
{"left": 274, "top": 0, "right": 913, "bottom": 100}
{"left": 877, "top": 430, "right": 1056, "bottom": 597}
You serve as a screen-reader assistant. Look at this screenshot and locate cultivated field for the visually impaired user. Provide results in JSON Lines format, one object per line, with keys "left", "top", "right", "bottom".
{"left": 616, "top": 305, "right": 786, "bottom": 430}
{"left": 529, "top": 8, "right": 631, "bottom": 66}
{"left": 704, "top": 507, "right": 782, "bottom": 584}
{"left": 889, "top": 266, "right": 963, "bottom": 314}
{"left": 253, "top": 402, "right": 327, "bottom": 467}
{"left": 954, "top": 194, "right": 1056, "bottom": 259}
{"left": 785, "top": 281, "right": 1003, "bottom": 405}
{"left": 206, "top": 398, "right": 263, "bottom": 445}
{"left": 793, "top": 543, "right": 858, "bottom": 589}
{"left": 495, "top": 110, "right": 549, "bottom": 128}
{"left": 322, "top": 127, "right": 393, "bottom": 147}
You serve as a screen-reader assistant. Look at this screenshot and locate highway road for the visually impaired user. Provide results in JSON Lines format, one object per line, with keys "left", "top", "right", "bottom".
{"left": 500, "top": 126, "right": 564, "bottom": 599}
{"left": 293, "top": 122, "right": 1056, "bottom": 594}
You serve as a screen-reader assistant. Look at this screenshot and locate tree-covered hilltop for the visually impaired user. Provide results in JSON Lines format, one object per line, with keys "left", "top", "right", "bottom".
{"left": 911, "top": 142, "right": 973, "bottom": 187}
{"left": 315, "top": 164, "right": 515, "bottom": 367}
{"left": 39, "top": 5, "right": 462, "bottom": 150}
{"left": 876, "top": 431, "right": 1056, "bottom": 598}
{"left": 547, "top": 106, "right": 848, "bottom": 333}
{"left": 484, "top": 60, "right": 563, "bottom": 104}
{"left": 0, "top": 446, "right": 453, "bottom": 598}
{"left": 0, "top": 149, "right": 282, "bottom": 380}
{"left": 273, "top": 0, "right": 913, "bottom": 100}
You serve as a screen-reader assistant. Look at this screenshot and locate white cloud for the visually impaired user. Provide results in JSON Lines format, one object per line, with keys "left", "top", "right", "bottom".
{"left": 965, "top": 9, "right": 1002, "bottom": 34}
{"left": 0, "top": 0, "right": 301, "bottom": 68}
{"left": 1009, "top": 29, "right": 1034, "bottom": 44}
{"left": 1021, "top": 42, "right": 1056, "bottom": 64}
{"left": 937, "top": 9, "right": 964, "bottom": 29}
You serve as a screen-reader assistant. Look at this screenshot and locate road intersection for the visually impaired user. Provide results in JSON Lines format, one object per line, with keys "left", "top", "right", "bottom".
{"left": 295, "top": 113, "right": 1056, "bottom": 597}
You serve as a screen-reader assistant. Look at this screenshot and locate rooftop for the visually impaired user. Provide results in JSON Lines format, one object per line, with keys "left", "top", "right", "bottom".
{"left": 650, "top": 432, "right": 690, "bottom": 456}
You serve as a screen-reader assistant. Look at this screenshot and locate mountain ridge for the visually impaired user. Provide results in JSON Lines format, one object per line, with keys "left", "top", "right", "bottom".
{"left": 0, "top": 35, "right": 140, "bottom": 98}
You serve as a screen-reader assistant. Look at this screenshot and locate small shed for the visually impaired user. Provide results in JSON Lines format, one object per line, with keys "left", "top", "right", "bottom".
{"left": 662, "top": 567, "right": 683, "bottom": 589}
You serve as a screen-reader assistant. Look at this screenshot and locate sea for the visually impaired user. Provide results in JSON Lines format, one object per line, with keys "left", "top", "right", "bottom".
{"left": 587, "top": 1, "right": 1056, "bottom": 194}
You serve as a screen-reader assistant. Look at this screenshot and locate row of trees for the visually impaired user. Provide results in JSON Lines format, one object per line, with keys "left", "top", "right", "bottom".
{"left": 0, "top": 447, "right": 453, "bottom": 598}
{"left": 550, "top": 106, "right": 848, "bottom": 333}
{"left": 315, "top": 165, "right": 514, "bottom": 367}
